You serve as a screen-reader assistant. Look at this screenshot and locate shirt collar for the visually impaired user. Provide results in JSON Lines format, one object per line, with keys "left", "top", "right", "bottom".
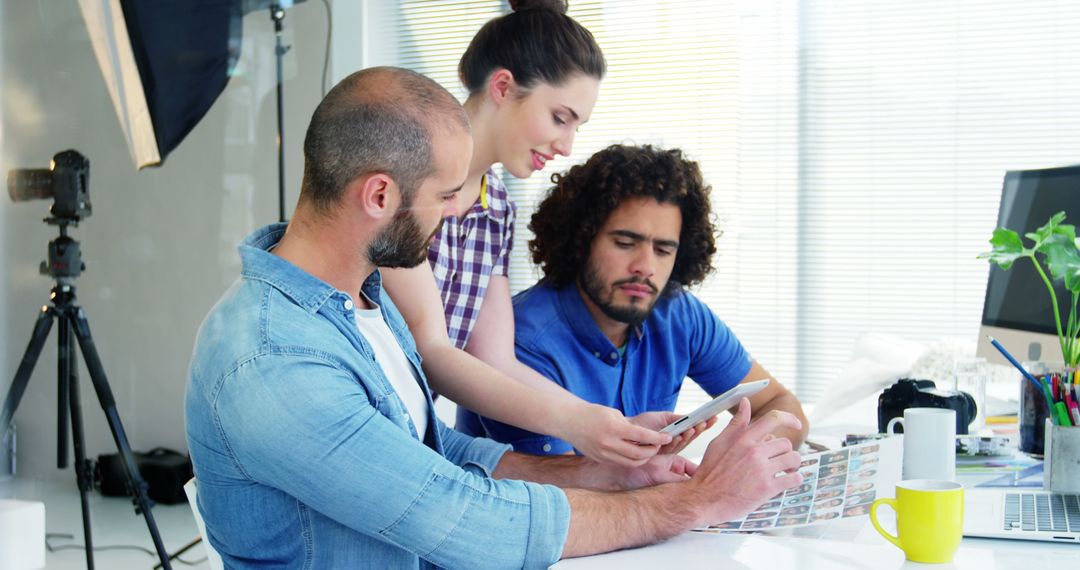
{"left": 553, "top": 282, "right": 646, "bottom": 362}
{"left": 239, "top": 222, "right": 384, "bottom": 313}
{"left": 462, "top": 169, "right": 509, "bottom": 222}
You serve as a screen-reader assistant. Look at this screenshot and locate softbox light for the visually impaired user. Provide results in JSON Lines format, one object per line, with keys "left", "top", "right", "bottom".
{"left": 77, "top": 0, "right": 302, "bottom": 170}
{"left": 77, "top": 0, "right": 239, "bottom": 169}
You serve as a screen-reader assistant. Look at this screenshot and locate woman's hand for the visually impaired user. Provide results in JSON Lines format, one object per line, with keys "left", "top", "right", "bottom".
{"left": 559, "top": 403, "right": 673, "bottom": 467}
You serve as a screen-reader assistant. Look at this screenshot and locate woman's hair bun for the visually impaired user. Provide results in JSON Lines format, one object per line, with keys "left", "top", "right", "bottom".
{"left": 509, "top": 0, "right": 568, "bottom": 15}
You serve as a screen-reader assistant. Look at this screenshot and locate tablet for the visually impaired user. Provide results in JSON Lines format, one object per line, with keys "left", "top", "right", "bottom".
{"left": 660, "top": 379, "right": 770, "bottom": 436}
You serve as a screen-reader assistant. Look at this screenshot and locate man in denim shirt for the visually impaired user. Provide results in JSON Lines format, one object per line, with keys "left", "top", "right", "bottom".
{"left": 186, "top": 67, "right": 805, "bottom": 569}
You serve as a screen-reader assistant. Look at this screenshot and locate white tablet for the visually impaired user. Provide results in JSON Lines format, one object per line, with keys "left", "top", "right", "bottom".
{"left": 660, "top": 379, "right": 770, "bottom": 436}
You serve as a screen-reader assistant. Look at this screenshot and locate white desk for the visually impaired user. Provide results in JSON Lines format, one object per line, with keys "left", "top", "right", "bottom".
{"left": 553, "top": 525, "right": 1079, "bottom": 569}
{"left": 557, "top": 398, "right": 1080, "bottom": 567}
{"left": 555, "top": 469, "right": 1080, "bottom": 568}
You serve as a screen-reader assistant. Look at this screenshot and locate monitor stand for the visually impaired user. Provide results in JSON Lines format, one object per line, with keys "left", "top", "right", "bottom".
{"left": 976, "top": 325, "right": 1058, "bottom": 367}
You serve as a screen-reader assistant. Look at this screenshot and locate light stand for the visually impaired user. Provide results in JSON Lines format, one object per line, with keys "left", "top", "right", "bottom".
{"left": 272, "top": 3, "right": 289, "bottom": 223}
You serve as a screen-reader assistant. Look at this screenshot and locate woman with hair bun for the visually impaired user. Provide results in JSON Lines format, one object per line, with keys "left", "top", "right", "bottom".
{"left": 383, "top": 1, "right": 706, "bottom": 466}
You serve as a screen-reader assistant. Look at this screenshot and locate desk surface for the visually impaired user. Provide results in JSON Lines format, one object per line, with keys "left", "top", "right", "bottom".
{"left": 557, "top": 398, "right": 1079, "bottom": 567}
{"left": 553, "top": 525, "right": 1079, "bottom": 569}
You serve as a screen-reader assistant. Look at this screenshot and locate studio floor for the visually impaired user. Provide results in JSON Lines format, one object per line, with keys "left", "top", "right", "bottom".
{"left": 1, "top": 477, "right": 209, "bottom": 569}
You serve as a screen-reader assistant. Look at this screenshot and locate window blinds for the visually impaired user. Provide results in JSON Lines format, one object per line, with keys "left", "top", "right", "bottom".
{"left": 368, "top": 0, "right": 1080, "bottom": 409}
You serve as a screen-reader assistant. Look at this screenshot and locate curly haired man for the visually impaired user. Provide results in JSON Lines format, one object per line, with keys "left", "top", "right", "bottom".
{"left": 461, "top": 144, "right": 809, "bottom": 453}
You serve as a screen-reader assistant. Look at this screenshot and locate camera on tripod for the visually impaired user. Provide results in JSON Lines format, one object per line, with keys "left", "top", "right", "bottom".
{"left": 7, "top": 150, "right": 92, "bottom": 280}
{"left": 3, "top": 149, "right": 173, "bottom": 566}
{"left": 7, "top": 149, "right": 92, "bottom": 221}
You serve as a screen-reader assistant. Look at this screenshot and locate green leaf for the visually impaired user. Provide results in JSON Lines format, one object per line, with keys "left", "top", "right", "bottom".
{"left": 1026, "top": 211, "right": 1068, "bottom": 246}
{"left": 1039, "top": 228, "right": 1080, "bottom": 290}
{"left": 978, "top": 228, "right": 1026, "bottom": 270}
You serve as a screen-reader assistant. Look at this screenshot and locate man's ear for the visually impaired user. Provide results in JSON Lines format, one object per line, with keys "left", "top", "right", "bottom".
{"left": 488, "top": 68, "right": 516, "bottom": 106}
{"left": 350, "top": 173, "right": 398, "bottom": 219}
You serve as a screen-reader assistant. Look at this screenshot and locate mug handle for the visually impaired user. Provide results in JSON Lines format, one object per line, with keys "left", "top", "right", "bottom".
{"left": 886, "top": 417, "right": 904, "bottom": 434}
{"left": 870, "top": 498, "right": 901, "bottom": 549}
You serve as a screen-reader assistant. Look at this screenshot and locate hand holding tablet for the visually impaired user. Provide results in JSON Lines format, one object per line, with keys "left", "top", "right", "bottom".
{"left": 660, "top": 379, "right": 770, "bottom": 436}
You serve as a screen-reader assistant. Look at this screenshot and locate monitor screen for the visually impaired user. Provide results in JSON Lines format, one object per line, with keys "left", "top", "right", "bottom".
{"left": 981, "top": 165, "right": 1080, "bottom": 335}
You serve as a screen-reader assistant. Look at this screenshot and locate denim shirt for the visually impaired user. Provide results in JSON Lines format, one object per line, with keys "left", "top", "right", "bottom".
{"left": 185, "top": 223, "right": 570, "bottom": 569}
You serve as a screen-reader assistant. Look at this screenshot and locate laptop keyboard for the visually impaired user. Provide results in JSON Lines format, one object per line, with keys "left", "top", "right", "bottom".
{"left": 1003, "top": 492, "right": 1080, "bottom": 532}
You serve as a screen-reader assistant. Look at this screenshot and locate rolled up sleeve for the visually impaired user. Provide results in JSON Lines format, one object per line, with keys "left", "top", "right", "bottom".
{"left": 521, "top": 480, "right": 571, "bottom": 567}
{"left": 381, "top": 469, "right": 570, "bottom": 568}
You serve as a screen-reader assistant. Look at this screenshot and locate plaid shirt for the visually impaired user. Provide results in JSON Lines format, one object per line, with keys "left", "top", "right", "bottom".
{"left": 427, "top": 169, "right": 517, "bottom": 349}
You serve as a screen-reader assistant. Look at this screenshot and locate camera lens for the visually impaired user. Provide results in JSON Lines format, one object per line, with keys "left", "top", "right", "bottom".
{"left": 7, "top": 169, "right": 54, "bottom": 202}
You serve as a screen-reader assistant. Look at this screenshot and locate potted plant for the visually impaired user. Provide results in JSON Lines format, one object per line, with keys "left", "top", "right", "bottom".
{"left": 979, "top": 211, "right": 1080, "bottom": 366}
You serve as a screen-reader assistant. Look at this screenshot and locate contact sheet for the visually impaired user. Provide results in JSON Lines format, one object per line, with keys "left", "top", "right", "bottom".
{"left": 695, "top": 436, "right": 902, "bottom": 532}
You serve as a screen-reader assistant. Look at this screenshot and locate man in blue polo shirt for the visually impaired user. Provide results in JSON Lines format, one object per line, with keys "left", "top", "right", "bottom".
{"left": 469, "top": 144, "right": 809, "bottom": 455}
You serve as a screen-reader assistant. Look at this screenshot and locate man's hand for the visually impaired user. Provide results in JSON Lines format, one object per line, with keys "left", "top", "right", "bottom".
{"left": 576, "top": 451, "right": 699, "bottom": 491}
{"left": 630, "top": 411, "right": 717, "bottom": 455}
{"left": 686, "top": 398, "right": 803, "bottom": 526}
{"left": 619, "top": 453, "right": 698, "bottom": 489}
{"left": 560, "top": 403, "right": 673, "bottom": 467}
{"left": 738, "top": 363, "right": 810, "bottom": 447}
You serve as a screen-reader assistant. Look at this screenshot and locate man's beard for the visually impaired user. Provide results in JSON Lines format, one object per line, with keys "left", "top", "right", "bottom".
{"left": 368, "top": 210, "right": 440, "bottom": 269}
{"left": 578, "top": 259, "right": 660, "bottom": 327}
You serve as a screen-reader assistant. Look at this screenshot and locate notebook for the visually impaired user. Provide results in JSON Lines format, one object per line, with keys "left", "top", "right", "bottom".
{"left": 964, "top": 488, "right": 1080, "bottom": 543}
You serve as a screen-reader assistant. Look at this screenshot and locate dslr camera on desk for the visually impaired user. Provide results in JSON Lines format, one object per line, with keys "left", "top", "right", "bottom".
{"left": 878, "top": 379, "right": 977, "bottom": 435}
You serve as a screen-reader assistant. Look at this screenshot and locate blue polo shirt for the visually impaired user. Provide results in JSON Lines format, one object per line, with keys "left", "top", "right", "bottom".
{"left": 462, "top": 281, "right": 753, "bottom": 455}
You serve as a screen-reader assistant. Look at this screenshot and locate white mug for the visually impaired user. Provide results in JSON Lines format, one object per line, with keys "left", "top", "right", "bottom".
{"left": 887, "top": 408, "right": 956, "bottom": 481}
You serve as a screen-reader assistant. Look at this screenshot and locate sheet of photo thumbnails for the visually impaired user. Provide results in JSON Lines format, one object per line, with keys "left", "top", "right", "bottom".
{"left": 694, "top": 436, "right": 902, "bottom": 532}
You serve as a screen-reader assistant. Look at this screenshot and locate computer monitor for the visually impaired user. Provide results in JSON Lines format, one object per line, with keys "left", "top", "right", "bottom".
{"left": 976, "top": 164, "right": 1080, "bottom": 365}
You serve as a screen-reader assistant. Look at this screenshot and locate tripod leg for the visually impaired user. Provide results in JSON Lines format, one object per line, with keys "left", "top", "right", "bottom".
{"left": 155, "top": 536, "right": 203, "bottom": 570}
{"left": 57, "top": 310, "right": 71, "bottom": 469}
{"left": 63, "top": 315, "right": 96, "bottom": 569}
{"left": 0, "top": 306, "right": 55, "bottom": 442}
{"left": 70, "top": 308, "right": 172, "bottom": 570}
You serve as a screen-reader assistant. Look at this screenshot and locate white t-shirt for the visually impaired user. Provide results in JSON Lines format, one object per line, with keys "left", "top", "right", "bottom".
{"left": 353, "top": 296, "right": 429, "bottom": 441}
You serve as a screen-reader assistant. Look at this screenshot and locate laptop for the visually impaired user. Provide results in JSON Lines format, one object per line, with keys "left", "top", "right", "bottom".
{"left": 964, "top": 488, "right": 1080, "bottom": 543}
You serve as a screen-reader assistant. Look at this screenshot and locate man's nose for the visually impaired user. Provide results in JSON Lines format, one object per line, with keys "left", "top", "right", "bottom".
{"left": 630, "top": 248, "right": 656, "bottom": 278}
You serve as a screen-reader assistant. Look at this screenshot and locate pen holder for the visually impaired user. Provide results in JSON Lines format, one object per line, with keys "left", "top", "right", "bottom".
{"left": 1043, "top": 419, "right": 1080, "bottom": 493}
{"left": 1019, "top": 376, "right": 1051, "bottom": 456}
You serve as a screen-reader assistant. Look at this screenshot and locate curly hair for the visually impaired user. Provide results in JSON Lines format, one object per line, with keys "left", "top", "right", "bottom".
{"left": 529, "top": 144, "right": 718, "bottom": 293}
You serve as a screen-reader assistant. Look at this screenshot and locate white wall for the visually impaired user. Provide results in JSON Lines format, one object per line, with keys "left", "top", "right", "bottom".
{"left": 1, "top": 0, "right": 358, "bottom": 479}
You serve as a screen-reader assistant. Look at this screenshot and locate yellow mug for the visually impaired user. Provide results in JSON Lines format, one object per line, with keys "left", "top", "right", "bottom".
{"left": 869, "top": 479, "right": 963, "bottom": 563}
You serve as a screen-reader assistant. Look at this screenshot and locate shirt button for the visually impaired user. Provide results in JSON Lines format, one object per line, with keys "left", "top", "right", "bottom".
{"left": 609, "top": 352, "right": 618, "bottom": 360}
{"left": 542, "top": 443, "right": 552, "bottom": 452}
{"left": 344, "top": 299, "right": 354, "bottom": 311}
{"left": 593, "top": 352, "right": 601, "bottom": 358}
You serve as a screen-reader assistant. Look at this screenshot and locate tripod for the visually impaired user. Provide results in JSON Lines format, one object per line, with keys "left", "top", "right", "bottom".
{"left": 0, "top": 220, "right": 172, "bottom": 569}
